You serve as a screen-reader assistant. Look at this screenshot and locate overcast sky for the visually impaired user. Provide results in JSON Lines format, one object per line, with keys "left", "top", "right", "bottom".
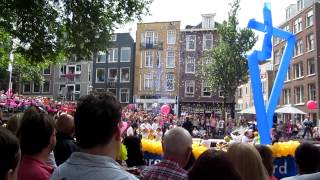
{"left": 117, "top": 0, "right": 297, "bottom": 47}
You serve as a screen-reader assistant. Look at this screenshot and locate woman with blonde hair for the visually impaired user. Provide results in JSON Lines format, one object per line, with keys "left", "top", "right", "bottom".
{"left": 228, "top": 142, "right": 269, "bottom": 180}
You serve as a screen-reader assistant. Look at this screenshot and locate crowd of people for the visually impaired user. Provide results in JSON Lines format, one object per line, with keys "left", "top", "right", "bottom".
{"left": 0, "top": 92, "right": 320, "bottom": 180}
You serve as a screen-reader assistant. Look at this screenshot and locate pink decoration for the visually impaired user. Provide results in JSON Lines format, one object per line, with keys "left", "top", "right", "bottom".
{"left": 161, "top": 104, "right": 171, "bottom": 115}
{"left": 119, "top": 121, "right": 128, "bottom": 135}
{"left": 128, "top": 104, "right": 135, "bottom": 110}
{"left": 307, "top": 100, "right": 317, "bottom": 110}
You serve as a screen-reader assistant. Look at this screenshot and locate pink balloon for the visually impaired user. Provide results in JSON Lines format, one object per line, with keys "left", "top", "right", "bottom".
{"left": 307, "top": 100, "right": 317, "bottom": 110}
{"left": 161, "top": 104, "right": 171, "bottom": 115}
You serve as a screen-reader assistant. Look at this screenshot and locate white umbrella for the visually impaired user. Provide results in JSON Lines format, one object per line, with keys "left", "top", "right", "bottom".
{"left": 275, "top": 104, "right": 307, "bottom": 114}
{"left": 238, "top": 106, "right": 256, "bottom": 114}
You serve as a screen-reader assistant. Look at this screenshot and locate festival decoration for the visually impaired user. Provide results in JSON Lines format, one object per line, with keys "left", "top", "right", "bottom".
{"left": 247, "top": 2, "right": 296, "bottom": 144}
{"left": 269, "top": 141, "right": 300, "bottom": 158}
{"left": 128, "top": 104, "right": 135, "bottom": 110}
{"left": 160, "top": 104, "right": 171, "bottom": 115}
{"left": 307, "top": 100, "right": 317, "bottom": 110}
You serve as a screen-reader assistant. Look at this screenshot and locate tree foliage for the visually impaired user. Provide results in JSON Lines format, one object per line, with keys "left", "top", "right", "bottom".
{"left": 0, "top": 0, "right": 152, "bottom": 63}
{"left": 204, "top": 0, "right": 257, "bottom": 99}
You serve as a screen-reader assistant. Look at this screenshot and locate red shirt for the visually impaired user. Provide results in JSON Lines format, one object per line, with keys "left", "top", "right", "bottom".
{"left": 18, "top": 155, "right": 54, "bottom": 180}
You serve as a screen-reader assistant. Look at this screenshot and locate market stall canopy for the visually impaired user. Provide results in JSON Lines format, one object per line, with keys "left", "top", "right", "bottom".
{"left": 275, "top": 105, "right": 307, "bottom": 114}
{"left": 238, "top": 106, "right": 256, "bottom": 114}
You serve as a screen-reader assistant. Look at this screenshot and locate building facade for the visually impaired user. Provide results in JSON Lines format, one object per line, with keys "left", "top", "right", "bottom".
{"left": 53, "top": 60, "right": 93, "bottom": 101}
{"left": 134, "top": 21, "right": 181, "bottom": 113}
{"left": 235, "top": 62, "right": 274, "bottom": 113}
{"left": 273, "top": 0, "right": 320, "bottom": 124}
{"left": 179, "top": 14, "right": 226, "bottom": 116}
{"left": 20, "top": 65, "right": 54, "bottom": 98}
{"left": 92, "top": 33, "right": 135, "bottom": 106}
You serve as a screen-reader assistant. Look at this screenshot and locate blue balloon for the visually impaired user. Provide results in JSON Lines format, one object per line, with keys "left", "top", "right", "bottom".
{"left": 247, "top": 2, "right": 296, "bottom": 144}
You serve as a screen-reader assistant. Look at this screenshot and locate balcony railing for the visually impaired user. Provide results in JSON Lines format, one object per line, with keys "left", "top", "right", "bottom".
{"left": 140, "top": 41, "right": 163, "bottom": 50}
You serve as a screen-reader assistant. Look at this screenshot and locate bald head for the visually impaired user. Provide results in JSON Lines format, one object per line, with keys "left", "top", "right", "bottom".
{"left": 56, "top": 114, "right": 74, "bottom": 135}
{"left": 163, "top": 127, "right": 192, "bottom": 157}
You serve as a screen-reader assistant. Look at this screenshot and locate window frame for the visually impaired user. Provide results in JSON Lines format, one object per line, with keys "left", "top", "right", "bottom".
{"left": 108, "top": 68, "right": 118, "bottom": 82}
{"left": 166, "top": 49, "right": 175, "bottom": 68}
{"left": 202, "top": 81, "right": 211, "bottom": 97}
{"left": 185, "top": 56, "right": 195, "bottom": 74}
{"left": 120, "top": 47, "right": 131, "bottom": 62}
{"left": 120, "top": 88, "right": 129, "bottom": 103}
{"left": 167, "top": 30, "right": 176, "bottom": 45}
{"left": 203, "top": 34, "right": 213, "bottom": 50}
{"left": 185, "top": 80, "right": 195, "bottom": 97}
{"left": 307, "top": 58, "right": 315, "bottom": 75}
{"left": 306, "top": 10, "right": 314, "bottom": 27}
{"left": 42, "top": 81, "right": 50, "bottom": 93}
{"left": 23, "top": 82, "right": 31, "bottom": 93}
{"left": 144, "top": 73, "right": 153, "bottom": 90}
{"left": 186, "top": 35, "right": 196, "bottom": 51}
{"left": 97, "top": 51, "right": 107, "bottom": 63}
{"left": 165, "top": 74, "right": 175, "bottom": 91}
{"left": 145, "top": 51, "right": 153, "bottom": 67}
{"left": 33, "top": 82, "right": 41, "bottom": 93}
{"left": 95, "top": 68, "right": 106, "bottom": 83}
{"left": 120, "top": 67, "right": 130, "bottom": 83}
{"left": 108, "top": 48, "right": 118, "bottom": 63}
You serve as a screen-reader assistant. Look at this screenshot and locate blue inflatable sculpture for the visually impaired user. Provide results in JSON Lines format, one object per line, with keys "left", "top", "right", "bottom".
{"left": 247, "top": 2, "right": 296, "bottom": 144}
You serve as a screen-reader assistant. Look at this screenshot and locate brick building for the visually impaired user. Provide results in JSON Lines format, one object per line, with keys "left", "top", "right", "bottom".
{"left": 134, "top": 21, "right": 180, "bottom": 113}
{"left": 274, "top": 0, "right": 320, "bottom": 124}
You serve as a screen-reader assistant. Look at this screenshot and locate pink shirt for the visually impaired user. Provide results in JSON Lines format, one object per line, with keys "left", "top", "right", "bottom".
{"left": 18, "top": 155, "right": 54, "bottom": 180}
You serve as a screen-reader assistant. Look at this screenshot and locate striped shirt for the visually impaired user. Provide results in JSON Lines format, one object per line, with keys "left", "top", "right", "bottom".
{"left": 51, "top": 152, "right": 138, "bottom": 180}
{"left": 141, "top": 160, "right": 187, "bottom": 180}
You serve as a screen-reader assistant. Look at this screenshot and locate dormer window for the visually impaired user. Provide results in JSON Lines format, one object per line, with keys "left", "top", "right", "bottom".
{"left": 202, "top": 14, "right": 215, "bottom": 29}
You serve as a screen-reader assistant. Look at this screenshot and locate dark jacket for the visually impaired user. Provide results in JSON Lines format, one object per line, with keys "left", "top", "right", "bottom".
{"left": 54, "top": 132, "right": 79, "bottom": 165}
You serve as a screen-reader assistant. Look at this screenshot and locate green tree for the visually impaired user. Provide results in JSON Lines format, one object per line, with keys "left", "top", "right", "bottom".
{"left": 0, "top": 0, "right": 152, "bottom": 63}
{"left": 203, "top": 0, "right": 257, "bottom": 119}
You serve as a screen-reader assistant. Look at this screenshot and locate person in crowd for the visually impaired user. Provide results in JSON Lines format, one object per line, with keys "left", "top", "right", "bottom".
{"left": 0, "top": 127, "right": 20, "bottom": 180}
{"left": 17, "top": 108, "right": 56, "bottom": 180}
{"left": 210, "top": 113, "right": 217, "bottom": 138}
{"left": 142, "top": 127, "right": 192, "bottom": 180}
{"left": 302, "top": 117, "right": 313, "bottom": 139}
{"left": 54, "top": 113, "right": 79, "bottom": 166}
{"left": 51, "top": 93, "right": 138, "bottom": 180}
{"left": 188, "top": 149, "right": 242, "bottom": 180}
{"left": 281, "top": 142, "right": 320, "bottom": 180}
{"left": 228, "top": 142, "right": 268, "bottom": 180}
{"left": 217, "top": 118, "right": 225, "bottom": 137}
{"left": 255, "top": 145, "right": 278, "bottom": 180}
{"left": 241, "top": 130, "right": 251, "bottom": 143}
{"left": 123, "top": 136, "right": 145, "bottom": 169}
{"left": 6, "top": 113, "right": 23, "bottom": 135}
{"left": 182, "top": 116, "right": 193, "bottom": 136}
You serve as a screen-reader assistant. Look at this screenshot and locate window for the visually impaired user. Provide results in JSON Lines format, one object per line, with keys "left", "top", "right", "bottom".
{"left": 202, "top": 81, "right": 211, "bottom": 97}
{"left": 186, "top": 35, "right": 196, "bottom": 51}
{"left": 286, "top": 8, "right": 291, "bottom": 19}
{"left": 294, "top": 86, "right": 304, "bottom": 104}
{"left": 166, "top": 74, "right": 174, "bottom": 91}
{"left": 203, "top": 34, "right": 213, "bottom": 50}
{"left": 238, "top": 88, "right": 242, "bottom": 98}
{"left": 307, "top": 58, "right": 315, "bottom": 75}
{"left": 75, "top": 65, "right": 81, "bottom": 74}
{"left": 43, "top": 66, "right": 51, "bottom": 75}
{"left": 166, "top": 49, "right": 175, "bottom": 68}
{"left": 306, "top": 33, "right": 314, "bottom": 51}
{"left": 145, "top": 51, "right": 153, "bottom": 67}
{"left": 185, "top": 56, "right": 195, "bottom": 73}
{"left": 23, "top": 82, "right": 31, "bottom": 93}
{"left": 185, "top": 80, "right": 195, "bottom": 97}
{"left": 120, "top": 47, "right": 131, "bottom": 62}
{"left": 120, "top": 88, "right": 129, "bottom": 103}
{"left": 293, "top": 18, "right": 302, "bottom": 33}
{"left": 294, "top": 39, "right": 303, "bottom": 56}
{"left": 107, "top": 88, "right": 117, "bottom": 96}
{"left": 297, "top": 0, "right": 303, "bottom": 11}
{"left": 144, "top": 73, "right": 153, "bottom": 90}
{"left": 108, "top": 48, "right": 118, "bottom": 63}
{"left": 245, "top": 86, "right": 248, "bottom": 96}
{"left": 283, "top": 89, "right": 291, "bottom": 105}
{"left": 120, "top": 68, "right": 130, "bottom": 82}
{"left": 202, "top": 16, "right": 214, "bottom": 29}
{"left": 284, "top": 25, "right": 290, "bottom": 32}
{"left": 274, "top": 50, "right": 280, "bottom": 64}
{"left": 294, "top": 63, "right": 303, "bottom": 79}
{"left": 306, "top": 10, "right": 314, "bottom": 27}
{"left": 96, "top": 68, "right": 106, "bottom": 83}
{"left": 167, "top": 30, "right": 176, "bottom": 44}
{"left": 285, "top": 66, "right": 291, "bottom": 81}
{"left": 308, "top": 83, "right": 316, "bottom": 101}
{"left": 60, "top": 65, "right": 66, "bottom": 76}
{"left": 42, "top": 81, "right": 50, "bottom": 93}
{"left": 75, "top": 84, "right": 80, "bottom": 92}
{"left": 111, "top": 34, "right": 117, "bottom": 41}
{"left": 33, "top": 82, "right": 40, "bottom": 93}
{"left": 155, "top": 51, "right": 161, "bottom": 68}
{"left": 97, "top": 51, "right": 106, "bottom": 63}
{"left": 95, "top": 88, "right": 105, "bottom": 92}
{"left": 145, "top": 31, "right": 156, "bottom": 44}
{"left": 108, "top": 68, "right": 118, "bottom": 82}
